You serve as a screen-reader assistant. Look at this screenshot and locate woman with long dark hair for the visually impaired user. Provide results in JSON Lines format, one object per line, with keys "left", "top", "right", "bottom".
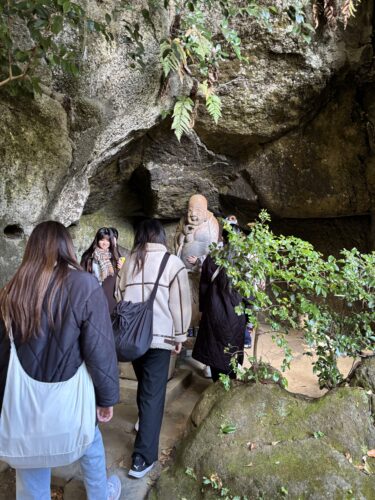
{"left": 192, "top": 225, "right": 246, "bottom": 382}
{"left": 115, "top": 219, "right": 191, "bottom": 478}
{"left": 0, "top": 221, "right": 121, "bottom": 500}
{"left": 81, "top": 227, "right": 121, "bottom": 313}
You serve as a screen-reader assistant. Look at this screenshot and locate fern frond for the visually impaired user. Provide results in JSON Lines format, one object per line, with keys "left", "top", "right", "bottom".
{"left": 206, "top": 93, "right": 222, "bottom": 125}
{"left": 198, "top": 81, "right": 209, "bottom": 98}
{"left": 341, "top": 0, "right": 359, "bottom": 29}
{"left": 160, "top": 40, "right": 180, "bottom": 77}
{"left": 312, "top": 3, "right": 320, "bottom": 28}
{"left": 172, "top": 97, "right": 194, "bottom": 141}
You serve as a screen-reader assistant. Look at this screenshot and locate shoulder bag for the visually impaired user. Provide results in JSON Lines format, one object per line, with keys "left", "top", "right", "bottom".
{"left": 112, "top": 252, "right": 170, "bottom": 362}
{"left": 0, "top": 326, "right": 96, "bottom": 468}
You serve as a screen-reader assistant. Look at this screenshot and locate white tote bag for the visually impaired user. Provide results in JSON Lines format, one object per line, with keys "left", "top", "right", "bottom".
{"left": 0, "top": 328, "right": 96, "bottom": 468}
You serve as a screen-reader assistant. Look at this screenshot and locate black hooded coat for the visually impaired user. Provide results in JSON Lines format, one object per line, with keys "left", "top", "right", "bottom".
{"left": 192, "top": 255, "right": 246, "bottom": 372}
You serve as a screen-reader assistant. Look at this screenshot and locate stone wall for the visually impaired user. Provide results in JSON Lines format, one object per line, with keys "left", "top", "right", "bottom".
{"left": 0, "top": 0, "right": 374, "bottom": 284}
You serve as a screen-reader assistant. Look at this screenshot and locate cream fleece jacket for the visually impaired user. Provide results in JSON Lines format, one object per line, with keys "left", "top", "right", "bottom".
{"left": 115, "top": 243, "right": 191, "bottom": 350}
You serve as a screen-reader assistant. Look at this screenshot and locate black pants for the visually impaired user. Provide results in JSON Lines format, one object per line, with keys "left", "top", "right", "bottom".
{"left": 132, "top": 348, "right": 171, "bottom": 464}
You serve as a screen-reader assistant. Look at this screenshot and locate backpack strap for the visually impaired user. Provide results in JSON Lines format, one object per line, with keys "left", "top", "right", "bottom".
{"left": 148, "top": 252, "right": 170, "bottom": 304}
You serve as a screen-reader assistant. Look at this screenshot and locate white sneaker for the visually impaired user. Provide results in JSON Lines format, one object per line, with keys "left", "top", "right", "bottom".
{"left": 107, "top": 474, "right": 121, "bottom": 500}
{"left": 203, "top": 366, "right": 212, "bottom": 378}
{"left": 134, "top": 418, "right": 139, "bottom": 432}
{"left": 128, "top": 453, "right": 155, "bottom": 479}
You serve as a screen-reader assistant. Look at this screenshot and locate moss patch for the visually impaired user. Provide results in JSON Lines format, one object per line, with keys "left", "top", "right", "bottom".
{"left": 152, "top": 382, "right": 375, "bottom": 499}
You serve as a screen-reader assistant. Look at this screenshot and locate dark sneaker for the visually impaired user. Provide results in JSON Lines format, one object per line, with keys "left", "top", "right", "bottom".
{"left": 107, "top": 474, "right": 121, "bottom": 500}
{"left": 128, "top": 453, "right": 154, "bottom": 478}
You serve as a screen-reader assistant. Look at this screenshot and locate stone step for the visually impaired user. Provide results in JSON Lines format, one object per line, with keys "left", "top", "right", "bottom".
{"left": 119, "top": 368, "right": 193, "bottom": 405}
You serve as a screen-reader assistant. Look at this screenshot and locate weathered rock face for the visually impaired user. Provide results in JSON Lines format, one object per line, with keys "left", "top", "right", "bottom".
{"left": 239, "top": 87, "right": 371, "bottom": 218}
{"left": 0, "top": 1, "right": 172, "bottom": 284}
{"left": 1, "top": 0, "right": 375, "bottom": 286}
{"left": 0, "top": 93, "right": 73, "bottom": 284}
{"left": 151, "top": 381, "right": 375, "bottom": 499}
{"left": 194, "top": 0, "right": 373, "bottom": 153}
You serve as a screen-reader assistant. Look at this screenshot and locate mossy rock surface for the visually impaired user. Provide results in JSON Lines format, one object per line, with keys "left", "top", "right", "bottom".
{"left": 152, "top": 382, "right": 375, "bottom": 499}
{"left": 350, "top": 357, "right": 375, "bottom": 393}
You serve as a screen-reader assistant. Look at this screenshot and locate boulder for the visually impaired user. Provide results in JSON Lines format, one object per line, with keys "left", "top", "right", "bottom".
{"left": 151, "top": 382, "right": 375, "bottom": 499}
{"left": 194, "top": 0, "right": 373, "bottom": 154}
{"left": 0, "top": 93, "right": 72, "bottom": 285}
{"left": 239, "top": 87, "right": 371, "bottom": 218}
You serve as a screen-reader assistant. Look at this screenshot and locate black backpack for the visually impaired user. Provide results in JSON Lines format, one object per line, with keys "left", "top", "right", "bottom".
{"left": 111, "top": 253, "right": 170, "bottom": 362}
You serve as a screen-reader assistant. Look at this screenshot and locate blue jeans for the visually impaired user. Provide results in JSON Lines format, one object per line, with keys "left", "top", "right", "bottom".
{"left": 16, "top": 426, "right": 108, "bottom": 500}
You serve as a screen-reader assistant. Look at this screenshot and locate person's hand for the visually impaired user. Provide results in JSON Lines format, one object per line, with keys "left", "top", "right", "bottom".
{"left": 97, "top": 406, "right": 113, "bottom": 423}
{"left": 186, "top": 255, "right": 198, "bottom": 265}
{"left": 117, "top": 257, "right": 125, "bottom": 270}
{"left": 174, "top": 342, "right": 182, "bottom": 354}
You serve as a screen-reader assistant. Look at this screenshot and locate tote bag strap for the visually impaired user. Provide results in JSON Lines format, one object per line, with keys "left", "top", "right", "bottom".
{"left": 148, "top": 253, "right": 170, "bottom": 305}
{"left": 211, "top": 265, "right": 221, "bottom": 283}
{"left": 8, "top": 324, "right": 14, "bottom": 343}
{"left": 2, "top": 301, "right": 14, "bottom": 343}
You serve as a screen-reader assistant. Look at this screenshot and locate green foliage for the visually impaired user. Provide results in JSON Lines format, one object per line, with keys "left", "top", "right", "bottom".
{"left": 198, "top": 80, "right": 222, "bottom": 123}
{"left": 0, "top": 0, "right": 111, "bottom": 94}
{"left": 184, "top": 466, "right": 197, "bottom": 480}
{"left": 171, "top": 96, "right": 194, "bottom": 141}
{"left": 124, "top": 0, "right": 318, "bottom": 139}
{"left": 212, "top": 210, "right": 375, "bottom": 389}
{"left": 313, "top": 430, "right": 325, "bottom": 439}
{"left": 225, "top": 354, "right": 288, "bottom": 388}
{"left": 219, "top": 372, "right": 231, "bottom": 391}
{"left": 0, "top": 0, "right": 364, "bottom": 134}
{"left": 160, "top": 39, "right": 186, "bottom": 79}
{"left": 286, "top": 1, "right": 315, "bottom": 43}
{"left": 220, "top": 423, "right": 237, "bottom": 434}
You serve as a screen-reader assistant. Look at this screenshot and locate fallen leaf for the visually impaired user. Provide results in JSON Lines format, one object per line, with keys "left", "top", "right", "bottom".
{"left": 245, "top": 463, "right": 253, "bottom": 467}
{"left": 271, "top": 441, "right": 280, "bottom": 446}
{"left": 367, "top": 449, "right": 375, "bottom": 457}
{"left": 247, "top": 442, "right": 257, "bottom": 451}
{"left": 354, "top": 464, "right": 365, "bottom": 470}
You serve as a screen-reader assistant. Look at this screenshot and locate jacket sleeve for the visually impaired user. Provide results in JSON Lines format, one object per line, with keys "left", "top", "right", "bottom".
{"left": 199, "top": 256, "right": 212, "bottom": 312}
{"left": 114, "top": 264, "right": 126, "bottom": 303}
{"left": 169, "top": 265, "right": 191, "bottom": 343}
{"left": 80, "top": 287, "right": 119, "bottom": 407}
{"left": 0, "top": 320, "right": 10, "bottom": 412}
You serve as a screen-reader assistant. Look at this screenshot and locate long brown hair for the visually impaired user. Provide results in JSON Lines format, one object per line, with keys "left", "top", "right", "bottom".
{"left": 0, "top": 221, "right": 80, "bottom": 341}
{"left": 132, "top": 219, "right": 167, "bottom": 275}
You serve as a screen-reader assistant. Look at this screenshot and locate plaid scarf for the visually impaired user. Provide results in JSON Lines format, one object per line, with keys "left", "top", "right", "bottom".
{"left": 93, "top": 248, "right": 114, "bottom": 283}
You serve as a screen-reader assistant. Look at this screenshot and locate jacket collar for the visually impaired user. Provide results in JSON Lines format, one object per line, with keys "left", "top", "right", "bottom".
{"left": 145, "top": 243, "right": 168, "bottom": 252}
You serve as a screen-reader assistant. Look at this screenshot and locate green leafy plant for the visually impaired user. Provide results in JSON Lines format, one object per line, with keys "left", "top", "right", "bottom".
{"left": 0, "top": 0, "right": 112, "bottom": 95}
{"left": 220, "top": 423, "right": 237, "bottom": 434}
{"left": 185, "top": 466, "right": 197, "bottom": 480}
{"left": 313, "top": 431, "right": 325, "bottom": 439}
{"left": 171, "top": 96, "right": 194, "bottom": 140}
{"left": 212, "top": 210, "right": 375, "bottom": 389}
{"left": 121, "top": 0, "right": 321, "bottom": 140}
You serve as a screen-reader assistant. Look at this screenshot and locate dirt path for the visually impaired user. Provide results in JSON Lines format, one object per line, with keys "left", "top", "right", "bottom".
{"left": 244, "top": 327, "right": 356, "bottom": 397}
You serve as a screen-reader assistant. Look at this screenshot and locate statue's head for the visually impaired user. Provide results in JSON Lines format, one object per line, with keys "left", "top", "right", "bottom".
{"left": 187, "top": 194, "right": 208, "bottom": 226}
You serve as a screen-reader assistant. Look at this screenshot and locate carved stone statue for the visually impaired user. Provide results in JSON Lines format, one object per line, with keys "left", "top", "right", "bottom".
{"left": 175, "top": 194, "right": 220, "bottom": 328}
{"left": 175, "top": 194, "right": 220, "bottom": 270}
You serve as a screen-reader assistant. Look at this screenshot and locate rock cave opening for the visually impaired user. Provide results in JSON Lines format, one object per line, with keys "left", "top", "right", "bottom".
{"left": 3, "top": 224, "right": 24, "bottom": 240}
{"left": 128, "top": 165, "right": 157, "bottom": 217}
